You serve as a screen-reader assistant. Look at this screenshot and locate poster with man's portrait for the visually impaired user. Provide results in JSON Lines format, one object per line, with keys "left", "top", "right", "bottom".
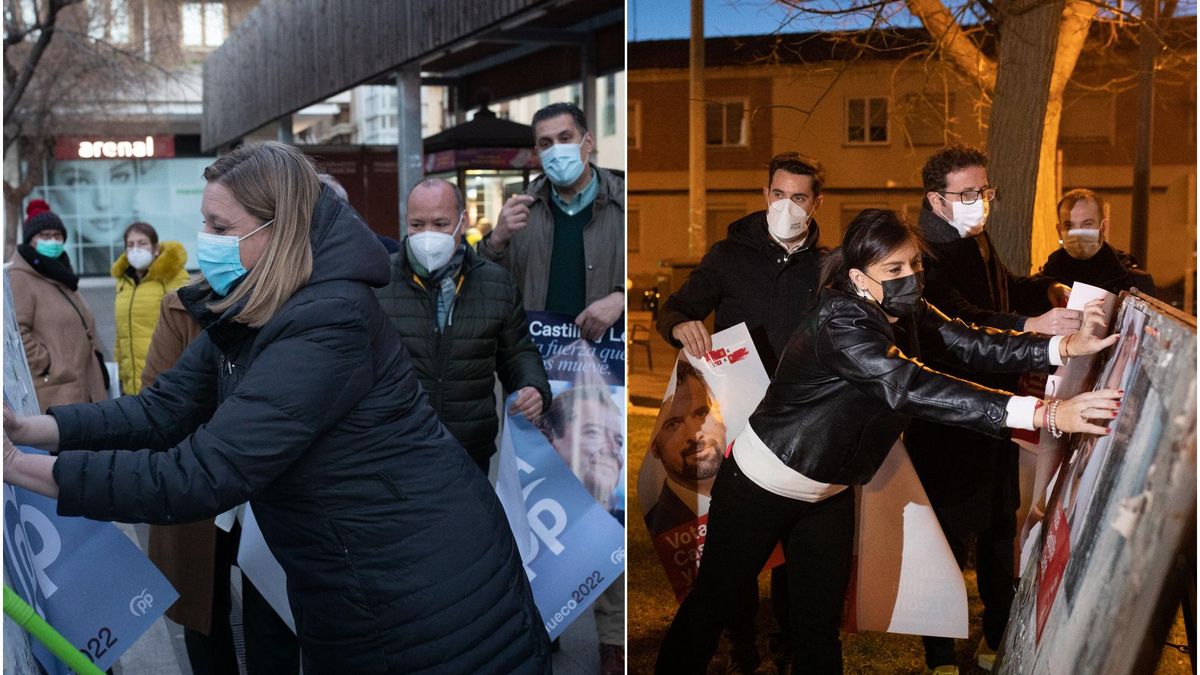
{"left": 635, "top": 323, "right": 770, "bottom": 601}
{"left": 494, "top": 311, "right": 626, "bottom": 640}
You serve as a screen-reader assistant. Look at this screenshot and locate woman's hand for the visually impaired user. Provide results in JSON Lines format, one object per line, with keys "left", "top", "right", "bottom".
{"left": 1061, "top": 299, "right": 1120, "bottom": 360}
{"left": 4, "top": 434, "right": 20, "bottom": 468}
{"left": 3, "top": 433, "right": 60, "bottom": 498}
{"left": 1054, "top": 388, "right": 1123, "bottom": 435}
{"left": 4, "top": 404, "right": 27, "bottom": 442}
{"left": 3, "top": 405, "right": 61, "bottom": 452}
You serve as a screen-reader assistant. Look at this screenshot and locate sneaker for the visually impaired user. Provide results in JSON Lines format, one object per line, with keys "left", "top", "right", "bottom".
{"left": 599, "top": 643, "right": 624, "bottom": 675}
{"left": 923, "top": 666, "right": 959, "bottom": 675}
{"left": 975, "top": 638, "right": 997, "bottom": 672}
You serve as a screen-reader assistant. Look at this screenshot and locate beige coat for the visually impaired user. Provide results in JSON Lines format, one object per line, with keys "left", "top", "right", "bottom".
{"left": 8, "top": 253, "right": 107, "bottom": 411}
{"left": 477, "top": 166, "right": 625, "bottom": 311}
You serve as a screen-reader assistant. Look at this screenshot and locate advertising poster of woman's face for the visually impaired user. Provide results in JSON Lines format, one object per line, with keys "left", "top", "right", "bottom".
{"left": 39, "top": 158, "right": 209, "bottom": 274}
{"left": 49, "top": 160, "right": 141, "bottom": 248}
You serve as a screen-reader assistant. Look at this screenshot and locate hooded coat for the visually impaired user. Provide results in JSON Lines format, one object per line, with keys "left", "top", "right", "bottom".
{"left": 657, "top": 211, "right": 823, "bottom": 374}
{"left": 48, "top": 187, "right": 551, "bottom": 674}
{"left": 112, "top": 241, "right": 191, "bottom": 394}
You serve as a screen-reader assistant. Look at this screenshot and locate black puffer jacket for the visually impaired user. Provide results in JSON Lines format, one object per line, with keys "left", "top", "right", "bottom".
{"left": 375, "top": 245, "right": 551, "bottom": 464}
{"left": 49, "top": 187, "right": 551, "bottom": 674}
{"left": 657, "top": 211, "right": 823, "bottom": 373}
{"left": 748, "top": 288, "right": 1051, "bottom": 485}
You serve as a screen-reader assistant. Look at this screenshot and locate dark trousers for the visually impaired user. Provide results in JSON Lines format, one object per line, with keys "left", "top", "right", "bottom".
{"left": 657, "top": 457, "right": 855, "bottom": 675}
{"left": 921, "top": 524, "right": 1016, "bottom": 668}
{"left": 185, "top": 522, "right": 302, "bottom": 675}
{"left": 242, "top": 575, "right": 301, "bottom": 675}
{"left": 183, "top": 527, "right": 239, "bottom": 675}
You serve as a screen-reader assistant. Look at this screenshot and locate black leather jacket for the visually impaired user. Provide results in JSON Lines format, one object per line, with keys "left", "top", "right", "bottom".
{"left": 748, "top": 288, "right": 1053, "bottom": 485}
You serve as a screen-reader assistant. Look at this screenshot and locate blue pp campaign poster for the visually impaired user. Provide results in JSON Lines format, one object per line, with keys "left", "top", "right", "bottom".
{"left": 4, "top": 270, "right": 178, "bottom": 674}
{"left": 496, "top": 311, "right": 626, "bottom": 640}
{"left": 3, "top": 453, "right": 179, "bottom": 674}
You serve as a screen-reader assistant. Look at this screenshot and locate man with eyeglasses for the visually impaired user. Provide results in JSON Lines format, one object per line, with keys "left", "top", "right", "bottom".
{"left": 906, "top": 144, "right": 1077, "bottom": 675}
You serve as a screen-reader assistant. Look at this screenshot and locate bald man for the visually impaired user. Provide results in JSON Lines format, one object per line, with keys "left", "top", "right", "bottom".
{"left": 375, "top": 178, "right": 551, "bottom": 472}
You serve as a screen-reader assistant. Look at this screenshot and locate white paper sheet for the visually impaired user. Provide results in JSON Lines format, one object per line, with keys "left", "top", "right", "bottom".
{"left": 236, "top": 505, "right": 295, "bottom": 633}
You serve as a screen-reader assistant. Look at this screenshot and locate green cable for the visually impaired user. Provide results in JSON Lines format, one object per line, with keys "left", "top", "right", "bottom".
{"left": 3, "top": 586, "right": 105, "bottom": 675}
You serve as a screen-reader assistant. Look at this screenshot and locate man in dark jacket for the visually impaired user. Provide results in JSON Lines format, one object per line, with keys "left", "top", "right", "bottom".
{"left": 656, "top": 152, "right": 827, "bottom": 671}
{"left": 1039, "top": 188, "right": 1157, "bottom": 297}
{"left": 377, "top": 179, "right": 551, "bottom": 472}
{"left": 657, "top": 152, "right": 825, "bottom": 374}
{"left": 907, "top": 144, "right": 1081, "bottom": 673}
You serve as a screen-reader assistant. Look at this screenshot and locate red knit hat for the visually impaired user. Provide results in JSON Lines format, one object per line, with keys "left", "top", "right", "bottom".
{"left": 23, "top": 199, "right": 67, "bottom": 244}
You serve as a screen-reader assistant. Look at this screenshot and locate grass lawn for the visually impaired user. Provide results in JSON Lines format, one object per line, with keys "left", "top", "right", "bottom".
{"left": 626, "top": 410, "right": 1191, "bottom": 674}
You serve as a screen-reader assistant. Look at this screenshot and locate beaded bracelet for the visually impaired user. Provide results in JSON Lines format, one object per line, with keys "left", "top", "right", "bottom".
{"left": 1047, "top": 399, "right": 1064, "bottom": 438}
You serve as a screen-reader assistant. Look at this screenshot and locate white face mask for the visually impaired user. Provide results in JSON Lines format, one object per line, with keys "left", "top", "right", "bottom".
{"left": 126, "top": 247, "right": 154, "bottom": 271}
{"left": 407, "top": 214, "right": 463, "bottom": 272}
{"left": 1062, "top": 228, "right": 1102, "bottom": 260}
{"left": 765, "top": 199, "right": 810, "bottom": 243}
{"left": 942, "top": 197, "right": 989, "bottom": 237}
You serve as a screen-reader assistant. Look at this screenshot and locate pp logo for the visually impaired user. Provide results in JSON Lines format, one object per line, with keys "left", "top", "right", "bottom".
{"left": 610, "top": 547, "right": 625, "bottom": 565}
{"left": 129, "top": 589, "right": 154, "bottom": 617}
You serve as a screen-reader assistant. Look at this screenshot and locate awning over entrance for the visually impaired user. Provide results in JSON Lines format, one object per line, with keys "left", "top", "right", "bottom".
{"left": 201, "top": 0, "right": 623, "bottom": 151}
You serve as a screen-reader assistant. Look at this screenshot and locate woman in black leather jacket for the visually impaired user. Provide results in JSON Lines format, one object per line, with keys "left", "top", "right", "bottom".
{"left": 656, "top": 209, "right": 1122, "bottom": 674}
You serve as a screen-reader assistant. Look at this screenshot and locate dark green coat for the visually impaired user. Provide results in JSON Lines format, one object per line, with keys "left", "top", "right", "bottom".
{"left": 375, "top": 245, "right": 551, "bottom": 465}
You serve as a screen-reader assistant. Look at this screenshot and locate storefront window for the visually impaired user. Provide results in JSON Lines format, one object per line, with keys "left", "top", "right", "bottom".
{"left": 468, "top": 171, "right": 527, "bottom": 229}
{"left": 31, "top": 158, "right": 212, "bottom": 276}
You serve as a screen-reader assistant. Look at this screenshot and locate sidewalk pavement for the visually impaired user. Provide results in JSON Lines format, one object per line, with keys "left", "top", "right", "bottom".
{"left": 628, "top": 326, "right": 677, "bottom": 409}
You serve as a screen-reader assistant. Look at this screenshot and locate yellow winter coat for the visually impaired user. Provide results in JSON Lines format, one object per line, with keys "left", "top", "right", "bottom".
{"left": 112, "top": 241, "right": 191, "bottom": 394}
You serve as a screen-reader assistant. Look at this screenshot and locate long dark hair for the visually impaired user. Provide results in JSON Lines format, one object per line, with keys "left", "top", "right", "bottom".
{"left": 819, "top": 209, "right": 926, "bottom": 294}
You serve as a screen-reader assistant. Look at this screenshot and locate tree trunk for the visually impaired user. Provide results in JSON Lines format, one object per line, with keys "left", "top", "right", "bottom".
{"left": 985, "top": 0, "right": 1065, "bottom": 275}
{"left": 1030, "top": 0, "right": 1098, "bottom": 273}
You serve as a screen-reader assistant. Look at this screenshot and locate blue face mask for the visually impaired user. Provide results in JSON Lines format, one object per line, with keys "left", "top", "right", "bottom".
{"left": 539, "top": 142, "right": 586, "bottom": 187}
{"left": 34, "top": 239, "right": 65, "bottom": 259}
{"left": 196, "top": 219, "right": 273, "bottom": 296}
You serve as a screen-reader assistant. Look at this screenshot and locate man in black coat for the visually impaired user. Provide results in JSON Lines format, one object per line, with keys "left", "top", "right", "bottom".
{"left": 1039, "top": 188, "right": 1157, "bottom": 297}
{"left": 907, "top": 144, "right": 1082, "bottom": 673}
{"left": 656, "top": 152, "right": 827, "bottom": 671}
{"left": 658, "top": 152, "right": 825, "bottom": 375}
{"left": 376, "top": 179, "right": 551, "bottom": 472}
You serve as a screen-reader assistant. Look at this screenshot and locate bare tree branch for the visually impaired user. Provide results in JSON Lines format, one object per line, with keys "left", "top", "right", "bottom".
{"left": 3, "top": 0, "right": 81, "bottom": 119}
{"left": 905, "top": 0, "right": 998, "bottom": 89}
{"left": 776, "top": 0, "right": 897, "bottom": 16}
